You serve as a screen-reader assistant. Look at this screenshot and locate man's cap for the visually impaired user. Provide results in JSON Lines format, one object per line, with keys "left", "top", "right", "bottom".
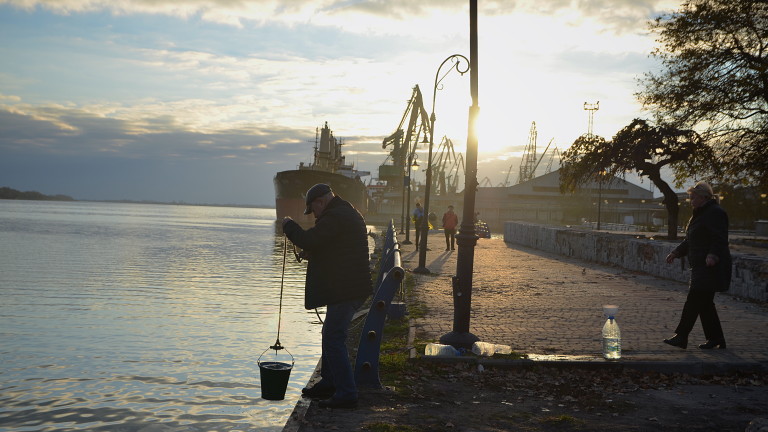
{"left": 304, "top": 183, "right": 332, "bottom": 214}
{"left": 687, "top": 181, "right": 714, "bottom": 198}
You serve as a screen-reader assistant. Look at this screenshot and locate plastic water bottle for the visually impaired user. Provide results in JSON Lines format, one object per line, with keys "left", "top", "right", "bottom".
{"left": 471, "top": 341, "right": 513, "bottom": 356}
{"left": 602, "top": 305, "right": 621, "bottom": 360}
{"left": 424, "top": 343, "right": 459, "bottom": 357}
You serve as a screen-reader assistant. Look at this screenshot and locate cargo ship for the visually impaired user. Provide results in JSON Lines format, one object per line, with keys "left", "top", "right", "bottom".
{"left": 274, "top": 122, "right": 369, "bottom": 225}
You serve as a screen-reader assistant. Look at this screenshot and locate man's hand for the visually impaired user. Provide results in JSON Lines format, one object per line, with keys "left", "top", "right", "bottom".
{"left": 665, "top": 251, "right": 678, "bottom": 264}
{"left": 705, "top": 254, "right": 719, "bottom": 267}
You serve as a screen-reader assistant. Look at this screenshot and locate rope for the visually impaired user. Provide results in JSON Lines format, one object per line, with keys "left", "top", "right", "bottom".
{"left": 270, "top": 235, "right": 288, "bottom": 351}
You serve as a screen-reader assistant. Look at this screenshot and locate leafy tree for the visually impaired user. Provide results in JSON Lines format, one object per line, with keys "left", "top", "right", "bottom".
{"left": 638, "top": 0, "right": 768, "bottom": 189}
{"left": 560, "top": 119, "right": 715, "bottom": 239}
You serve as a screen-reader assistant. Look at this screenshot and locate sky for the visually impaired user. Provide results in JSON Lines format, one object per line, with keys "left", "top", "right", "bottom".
{"left": 0, "top": 0, "right": 681, "bottom": 206}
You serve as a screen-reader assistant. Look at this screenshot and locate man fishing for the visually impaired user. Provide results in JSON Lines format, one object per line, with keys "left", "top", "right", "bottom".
{"left": 282, "top": 183, "right": 371, "bottom": 409}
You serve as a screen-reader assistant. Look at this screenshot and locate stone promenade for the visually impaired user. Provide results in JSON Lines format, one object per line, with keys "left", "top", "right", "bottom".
{"left": 400, "top": 230, "right": 768, "bottom": 371}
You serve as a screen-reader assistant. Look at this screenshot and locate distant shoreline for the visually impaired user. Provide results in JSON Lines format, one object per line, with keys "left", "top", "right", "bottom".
{"left": 0, "top": 186, "right": 75, "bottom": 202}
{"left": 0, "top": 186, "right": 274, "bottom": 209}
{"left": 85, "top": 199, "right": 275, "bottom": 209}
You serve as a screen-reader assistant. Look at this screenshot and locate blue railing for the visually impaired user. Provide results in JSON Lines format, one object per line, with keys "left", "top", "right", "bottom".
{"left": 354, "top": 220, "right": 404, "bottom": 388}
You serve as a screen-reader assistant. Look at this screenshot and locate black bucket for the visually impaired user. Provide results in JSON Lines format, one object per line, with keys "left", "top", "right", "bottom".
{"left": 258, "top": 346, "right": 294, "bottom": 401}
{"left": 258, "top": 361, "right": 293, "bottom": 400}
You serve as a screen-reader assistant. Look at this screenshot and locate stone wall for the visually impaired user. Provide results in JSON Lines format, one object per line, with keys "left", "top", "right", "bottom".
{"left": 503, "top": 221, "right": 768, "bottom": 302}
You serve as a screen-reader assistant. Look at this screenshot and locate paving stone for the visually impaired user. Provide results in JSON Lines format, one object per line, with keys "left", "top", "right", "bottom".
{"left": 403, "top": 230, "right": 768, "bottom": 366}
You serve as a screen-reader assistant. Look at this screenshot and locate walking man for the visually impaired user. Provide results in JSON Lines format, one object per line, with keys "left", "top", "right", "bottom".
{"left": 663, "top": 181, "right": 731, "bottom": 350}
{"left": 442, "top": 205, "right": 459, "bottom": 251}
{"left": 412, "top": 202, "right": 425, "bottom": 249}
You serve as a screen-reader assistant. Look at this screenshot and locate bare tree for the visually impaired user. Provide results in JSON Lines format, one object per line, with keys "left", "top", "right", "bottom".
{"left": 639, "top": 0, "right": 768, "bottom": 189}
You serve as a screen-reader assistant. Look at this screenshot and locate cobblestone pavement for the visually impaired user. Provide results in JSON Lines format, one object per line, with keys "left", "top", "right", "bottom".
{"left": 401, "top": 230, "right": 768, "bottom": 368}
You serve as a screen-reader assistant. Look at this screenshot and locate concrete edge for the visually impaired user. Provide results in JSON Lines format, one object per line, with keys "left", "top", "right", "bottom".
{"left": 282, "top": 308, "right": 371, "bottom": 432}
{"left": 281, "top": 362, "right": 321, "bottom": 432}
{"left": 408, "top": 317, "right": 768, "bottom": 375}
{"left": 407, "top": 317, "right": 418, "bottom": 360}
{"left": 410, "top": 354, "right": 768, "bottom": 376}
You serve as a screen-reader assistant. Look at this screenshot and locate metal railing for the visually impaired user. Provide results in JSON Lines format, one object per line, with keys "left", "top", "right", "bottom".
{"left": 354, "top": 220, "right": 404, "bottom": 388}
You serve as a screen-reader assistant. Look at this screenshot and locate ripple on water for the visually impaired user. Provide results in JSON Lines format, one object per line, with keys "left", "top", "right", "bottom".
{"left": 0, "top": 203, "right": 347, "bottom": 431}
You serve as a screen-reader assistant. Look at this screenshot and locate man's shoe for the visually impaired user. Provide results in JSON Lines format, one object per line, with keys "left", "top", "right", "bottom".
{"left": 318, "top": 397, "right": 357, "bottom": 409}
{"left": 663, "top": 334, "right": 688, "bottom": 349}
{"left": 301, "top": 385, "right": 335, "bottom": 399}
{"left": 699, "top": 339, "right": 726, "bottom": 349}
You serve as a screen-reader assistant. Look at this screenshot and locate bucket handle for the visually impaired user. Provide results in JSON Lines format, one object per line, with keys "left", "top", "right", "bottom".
{"left": 257, "top": 340, "right": 295, "bottom": 367}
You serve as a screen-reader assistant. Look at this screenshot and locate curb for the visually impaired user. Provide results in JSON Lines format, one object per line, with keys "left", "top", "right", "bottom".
{"left": 406, "top": 318, "right": 768, "bottom": 376}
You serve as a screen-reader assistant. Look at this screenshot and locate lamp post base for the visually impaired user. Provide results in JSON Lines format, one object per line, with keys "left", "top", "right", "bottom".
{"left": 439, "top": 331, "right": 479, "bottom": 350}
{"left": 413, "top": 266, "right": 430, "bottom": 274}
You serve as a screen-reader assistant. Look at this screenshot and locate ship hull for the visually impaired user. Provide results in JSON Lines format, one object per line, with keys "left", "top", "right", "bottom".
{"left": 274, "top": 170, "right": 368, "bottom": 225}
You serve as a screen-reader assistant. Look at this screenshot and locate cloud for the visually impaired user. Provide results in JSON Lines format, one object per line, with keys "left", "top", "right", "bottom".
{"left": 0, "top": 102, "right": 313, "bottom": 164}
{"left": 0, "top": 0, "right": 682, "bottom": 204}
{"left": 2, "top": 0, "right": 679, "bottom": 36}
{"left": 0, "top": 103, "right": 327, "bottom": 204}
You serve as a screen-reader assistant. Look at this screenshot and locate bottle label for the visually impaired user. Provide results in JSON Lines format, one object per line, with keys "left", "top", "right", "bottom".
{"left": 603, "top": 337, "right": 621, "bottom": 359}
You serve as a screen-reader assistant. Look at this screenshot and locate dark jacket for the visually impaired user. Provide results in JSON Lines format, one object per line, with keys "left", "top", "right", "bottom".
{"left": 283, "top": 195, "right": 372, "bottom": 309}
{"left": 672, "top": 199, "right": 732, "bottom": 292}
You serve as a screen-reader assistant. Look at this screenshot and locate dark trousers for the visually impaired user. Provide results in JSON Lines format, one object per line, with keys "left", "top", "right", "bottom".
{"left": 674, "top": 289, "right": 725, "bottom": 341}
{"left": 319, "top": 297, "right": 365, "bottom": 401}
{"left": 444, "top": 229, "right": 456, "bottom": 249}
{"left": 414, "top": 225, "right": 422, "bottom": 248}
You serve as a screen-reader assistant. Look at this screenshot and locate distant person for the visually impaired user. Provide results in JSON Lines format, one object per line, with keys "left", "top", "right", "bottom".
{"left": 663, "top": 181, "right": 731, "bottom": 350}
{"left": 412, "top": 202, "right": 424, "bottom": 249}
{"left": 282, "top": 183, "right": 371, "bottom": 409}
{"left": 442, "top": 205, "right": 459, "bottom": 251}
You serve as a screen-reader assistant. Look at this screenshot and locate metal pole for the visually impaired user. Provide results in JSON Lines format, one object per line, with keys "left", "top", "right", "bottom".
{"left": 414, "top": 54, "right": 469, "bottom": 275}
{"left": 597, "top": 178, "right": 602, "bottom": 230}
{"left": 400, "top": 173, "right": 407, "bottom": 236}
{"left": 440, "top": 0, "right": 480, "bottom": 349}
{"left": 403, "top": 155, "right": 413, "bottom": 244}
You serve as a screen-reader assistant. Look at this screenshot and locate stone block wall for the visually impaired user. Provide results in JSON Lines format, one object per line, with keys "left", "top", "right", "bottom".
{"left": 504, "top": 221, "right": 768, "bottom": 302}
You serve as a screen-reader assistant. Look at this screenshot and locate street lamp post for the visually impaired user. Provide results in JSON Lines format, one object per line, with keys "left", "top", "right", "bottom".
{"left": 596, "top": 170, "right": 607, "bottom": 230}
{"left": 597, "top": 175, "right": 603, "bottom": 230}
{"left": 413, "top": 54, "right": 470, "bottom": 275}
{"left": 402, "top": 153, "right": 419, "bottom": 245}
{"left": 440, "top": 0, "right": 480, "bottom": 349}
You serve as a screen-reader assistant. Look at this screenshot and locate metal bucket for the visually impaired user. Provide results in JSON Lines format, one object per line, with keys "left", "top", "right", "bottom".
{"left": 258, "top": 347, "right": 294, "bottom": 400}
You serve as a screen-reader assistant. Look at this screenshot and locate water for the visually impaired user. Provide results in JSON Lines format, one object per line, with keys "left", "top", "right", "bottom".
{"left": 602, "top": 318, "right": 621, "bottom": 360}
{"left": 0, "top": 200, "right": 355, "bottom": 431}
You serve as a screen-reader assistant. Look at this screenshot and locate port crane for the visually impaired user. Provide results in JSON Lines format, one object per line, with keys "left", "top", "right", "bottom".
{"left": 380, "top": 85, "right": 430, "bottom": 188}
{"left": 501, "top": 161, "right": 514, "bottom": 187}
{"left": 428, "top": 136, "right": 464, "bottom": 195}
{"left": 516, "top": 121, "right": 555, "bottom": 184}
{"left": 544, "top": 146, "right": 561, "bottom": 174}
